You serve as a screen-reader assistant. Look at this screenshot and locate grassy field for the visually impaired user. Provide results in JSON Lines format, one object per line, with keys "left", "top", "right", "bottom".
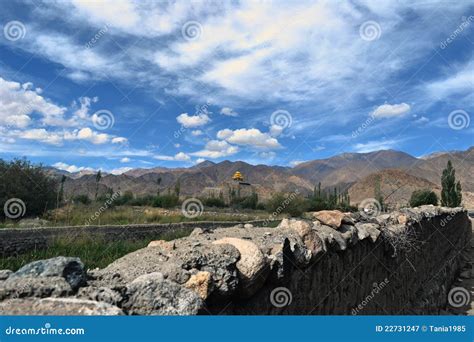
{"left": 1, "top": 204, "right": 274, "bottom": 228}
{"left": 0, "top": 228, "right": 193, "bottom": 271}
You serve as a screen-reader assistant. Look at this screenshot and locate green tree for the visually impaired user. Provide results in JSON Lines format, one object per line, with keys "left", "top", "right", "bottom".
{"left": 156, "top": 177, "right": 162, "bottom": 196}
{"left": 57, "top": 175, "right": 67, "bottom": 208}
{"left": 409, "top": 189, "right": 438, "bottom": 207}
{"left": 0, "top": 158, "right": 59, "bottom": 219}
{"left": 441, "top": 160, "right": 462, "bottom": 207}
{"left": 94, "top": 170, "right": 102, "bottom": 201}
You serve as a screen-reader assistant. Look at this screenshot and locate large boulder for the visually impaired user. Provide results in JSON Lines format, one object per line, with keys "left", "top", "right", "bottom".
{"left": 0, "top": 276, "right": 72, "bottom": 301}
{"left": 213, "top": 237, "right": 269, "bottom": 297}
{"left": 10, "top": 257, "right": 86, "bottom": 291}
{"left": 312, "top": 210, "right": 346, "bottom": 229}
{"left": 278, "top": 219, "right": 324, "bottom": 258}
{"left": 77, "top": 286, "right": 123, "bottom": 307}
{"left": 123, "top": 273, "right": 203, "bottom": 315}
{"left": 0, "top": 270, "right": 12, "bottom": 281}
{"left": 0, "top": 298, "right": 124, "bottom": 315}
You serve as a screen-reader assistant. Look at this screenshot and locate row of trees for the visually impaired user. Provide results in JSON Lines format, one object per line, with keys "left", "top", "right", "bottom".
{"left": 0, "top": 158, "right": 465, "bottom": 220}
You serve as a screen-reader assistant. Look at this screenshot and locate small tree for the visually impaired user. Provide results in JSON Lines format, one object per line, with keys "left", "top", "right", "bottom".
{"left": 94, "top": 170, "right": 102, "bottom": 201}
{"left": 441, "top": 160, "right": 462, "bottom": 207}
{"left": 409, "top": 189, "right": 438, "bottom": 207}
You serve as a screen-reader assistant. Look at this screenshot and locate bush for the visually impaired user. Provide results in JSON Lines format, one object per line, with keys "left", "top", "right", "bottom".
{"left": 203, "top": 196, "right": 227, "bottom": 208}
{"left": 114, "top": 191, "right": 134, "bottom": 206}
{"left": 73, "top": 194, "right": 91, "bottom": 205}
{"left": 265, "top": 193, "right": 309, "bottom": 217}
{"left": 0, "top": 158, "right": 59, "bottom": 220}
{"left": 153, "top": 194, "right": 179, "bottom": 208}
{"left": 129, "top": 195, "right": 155, "bottom": 206}
{"left": 409, "top": 189, "right": 438, "bottom": 207}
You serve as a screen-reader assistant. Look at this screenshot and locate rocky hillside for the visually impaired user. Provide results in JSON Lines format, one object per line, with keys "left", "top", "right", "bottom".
{"left": 56, "top": 147, "right": 474, "bottom": 207}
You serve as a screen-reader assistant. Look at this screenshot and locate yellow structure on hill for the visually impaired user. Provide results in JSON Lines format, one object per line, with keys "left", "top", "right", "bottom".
{"left": 232, "top": 171, "right": 244, "bottom": 182}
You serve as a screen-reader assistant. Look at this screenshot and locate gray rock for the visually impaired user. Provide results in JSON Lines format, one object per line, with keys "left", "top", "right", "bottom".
{"left": 11, "top": 257, "right": 86, "bottom": 291}
{"left": 123, "top": 273, "right": 203, "bottom": 315}
{"left": 0, "top": 276, "right": 72, "bottom": 300}
{"left": 355, "top": 223, "right": 381, "bottom": 243}
{"left": 77, "top": 286, "right": 123, "bottom": 306}
{"left": 244, "top": 223, "right": 254, "bottom": 229}
{"left": 0, "top": 270, "right": 12, "bottom": 281}
{"left": 213, "top": 237, "right": 269, "bottom": 297}
{"left": 0, "top": 298, "right": 124, "bottom": 315}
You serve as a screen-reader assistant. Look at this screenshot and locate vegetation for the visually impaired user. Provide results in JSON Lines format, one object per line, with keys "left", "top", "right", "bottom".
{"left": 308, "top": 182, "right": 355, "bottom": 212}
{"left": 0, "top": 229, "right": 193, "bottom": 271}
{"left": 266, "top": 192, "right": 309, "bottom": 217}
{"left": 0, "top": 158, "right": 58, "bottom": 220}
{"left": 409, "top": 189, "right": 438, "bottom": 207}
{"left": 441, "top": 160, "right": 462, "bottom": 207}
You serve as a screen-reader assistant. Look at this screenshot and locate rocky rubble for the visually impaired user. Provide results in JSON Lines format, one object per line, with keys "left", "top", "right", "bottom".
{"left": 0, "top": 206, "right": 470, "bottom": 315}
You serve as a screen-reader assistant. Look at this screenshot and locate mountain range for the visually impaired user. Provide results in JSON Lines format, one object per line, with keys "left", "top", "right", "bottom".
{"left": 53, "top": 147, "right": 474, "bottom": 208}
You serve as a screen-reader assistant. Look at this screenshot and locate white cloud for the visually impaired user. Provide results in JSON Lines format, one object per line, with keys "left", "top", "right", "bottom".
{"left": 53, "top": 162, "right": 93, "bottom": 173}
{"left": 354, "top": 139, "right": 401, "bottom": 153}
{"left": 217, "top": 128, "right": 281, "bottom": 149}
{"left": 220, "top": 107, "right": 238, "bottom": 117}
{"left": 372, "top": 103, "right": 411, "bottom": 118}
{"left": 110, "top": 167, "right": 133, "bottom": 175}
{"left": 0, "top": 77, "right": 66, "bottom": 128}
{"left": 269, "top": 124, "right": 284, "bottom": 137}
{"left": 120, "top": 157, "right": 131, "bottom": 163}
{"left": 191, "top": 130, "right": 203, "bottom": 136}
{"left": 290, "top": 160, "right": 306, "bottom": 167}
{"left": 111, "top": 137, "right": 128, "bottom": 144}
{"left": 195, "top": 158, "right": 206, "bottom": 164}
{"left": 191, "top": 140, "right": 239, "bottom": 159}
{"left": 154, "top": 152, "right": 191, "bottom": 161}
{"left": 176, "top": 112, "right": 211, "bottom": 128}
{"left": 425, "top": 59, "right": 474, "bottom": 100}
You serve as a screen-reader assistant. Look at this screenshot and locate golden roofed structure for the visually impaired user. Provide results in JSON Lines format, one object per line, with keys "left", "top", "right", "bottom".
{"left": 232, "top": 171, "right": 244, "bottom": 182}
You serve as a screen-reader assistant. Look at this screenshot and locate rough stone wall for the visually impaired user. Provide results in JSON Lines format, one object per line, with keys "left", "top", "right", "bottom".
{"left": 0, "top": 207, "right": 470, "bottom": 315}
{"left": 0, "top": 220, "right": 272, "bottom": 257}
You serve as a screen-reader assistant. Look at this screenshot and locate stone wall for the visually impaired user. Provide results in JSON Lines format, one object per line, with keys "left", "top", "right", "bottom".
{"left": 0, "top": 220, "right": 273, "bottom": 257}
{"left": 0, "top": 206, "right": 471, "bottom": 315}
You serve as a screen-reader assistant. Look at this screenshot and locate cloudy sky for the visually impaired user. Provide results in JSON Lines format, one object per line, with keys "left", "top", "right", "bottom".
{"left": 0, "top": 0, "right": 472, "bottom": 173}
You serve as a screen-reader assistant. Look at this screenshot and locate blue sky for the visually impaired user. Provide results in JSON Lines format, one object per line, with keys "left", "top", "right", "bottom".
{"left": 0, "top": 0, "right": 472, "bottom": 174}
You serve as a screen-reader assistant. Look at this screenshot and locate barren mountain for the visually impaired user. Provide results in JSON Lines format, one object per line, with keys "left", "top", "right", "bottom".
{"left": 57, "top": 147, "right": 474, "bottom": 207}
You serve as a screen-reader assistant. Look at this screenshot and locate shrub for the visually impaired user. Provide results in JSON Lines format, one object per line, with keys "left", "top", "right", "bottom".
{"left": 153, "top": 194, "right": 179, "bottom": 208}
{"left": 73, "top": 194, "right": 91, "bottom": 205}
{"left": 203, "top": 196, "right": 227, "bottom": 208}
{"left": 409, "top": 189, "right": 438, "bottom": 207}
{"left": 114, "top": 191, "right": 134, "bottom": 206}
{"left": 265, "top": 193, "right": 309, "bottom": 217}
{"left": 129, "top": 195, "right": 155, "bottom": 206}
